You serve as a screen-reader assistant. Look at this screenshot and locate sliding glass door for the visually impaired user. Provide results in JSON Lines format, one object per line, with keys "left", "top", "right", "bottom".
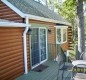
{"left": 31, "top": 28, "right": 40, "bottom": 66}
{"left": 40, "top": 29, "right": 47, "bottom": 61}
{"left": 31, "top": 28, "right": 47, "bottom": 68}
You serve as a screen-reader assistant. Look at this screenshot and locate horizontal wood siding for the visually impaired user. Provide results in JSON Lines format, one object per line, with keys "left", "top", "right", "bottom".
{"left": 26, "top": 34, "right": 31, "bottom": 70}
{"left": 48, "top": 26, "right": 56, "bottom": 44}
{"left": 67, "top": 27, "right": 73, "bottom": 50}
{"left": 30, "top": 19, "right": 56, "bottom": 26}
{"left": 48, "top": 26, "right": 56, "bottom": 60}
{"left": 0, "top": 28, "right": 24, "bottom": 80}
{"left": 0, "top": 1, "right": 23, "bottom": 22}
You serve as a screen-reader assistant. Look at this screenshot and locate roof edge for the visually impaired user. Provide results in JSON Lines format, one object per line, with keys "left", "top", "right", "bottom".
{"left": 1, "top": 0, "right": 26, "bottom": 18}
{"left": 1, "top": 0, "right": 71, "bottom": 26}
{"left": 27, "top": 14, "right": 71, "bottom": 26}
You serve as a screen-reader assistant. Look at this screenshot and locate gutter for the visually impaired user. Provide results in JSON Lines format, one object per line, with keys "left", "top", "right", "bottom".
{"left": 23, "top": 15, "right": 30, "bottom": 74}
{"left": 27, "top": 14, "right": 71, "bottom": 26}
{"left": 0, "top": 22, "right": 28, "bottom": 27}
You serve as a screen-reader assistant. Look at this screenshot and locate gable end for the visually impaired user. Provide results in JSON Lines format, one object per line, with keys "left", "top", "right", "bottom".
{"left": 0, "top": 1, "right": 23, "bottom": 22}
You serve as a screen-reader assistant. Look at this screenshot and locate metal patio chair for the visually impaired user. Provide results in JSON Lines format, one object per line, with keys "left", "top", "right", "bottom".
{"left": 71, "top": 50, "right": 86, "bottom": 80}
{"left": 57, "top": 45, "right": 71, "bottom": 80}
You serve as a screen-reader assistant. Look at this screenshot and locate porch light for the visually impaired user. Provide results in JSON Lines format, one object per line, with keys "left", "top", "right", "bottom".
{"left": 48, "top": 29, "right": 51, "bottom": 34}
{"left": 28, "top": 28, "right": 32, "bottom": 34}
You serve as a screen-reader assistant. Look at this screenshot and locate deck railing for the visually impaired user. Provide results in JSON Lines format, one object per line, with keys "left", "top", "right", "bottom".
{"left": 48, "top": 43, "right": 71, "bottom": 63}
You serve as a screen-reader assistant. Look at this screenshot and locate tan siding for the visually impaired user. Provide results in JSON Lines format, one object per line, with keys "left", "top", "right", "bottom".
{"left": 48, "top": 26, "right": 56, "bottom": 60}
{"left": 67, "top": 26, "right": 73, "bottom": 50}
{"left": 0, "top": 1, "right": 23, "bottom": 22}
{"left": 26, "top": 34, "right": 31, "bottom": 70}
{"left": 60, "top": 26, "right": 73, "bottom": 50}
{"left": 30, "top": 19, "right": 56, "bottom": 26}
{"left": 0, "top": 28, "right": 24, "bottom": 80}
{"left": 48, "top": 26, "right": 56, "bottom": 44}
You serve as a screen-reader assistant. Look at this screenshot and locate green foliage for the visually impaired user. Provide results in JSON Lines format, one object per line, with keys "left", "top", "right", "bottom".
{"left": 55, "top": 0, "right": 76, "bottom": 24}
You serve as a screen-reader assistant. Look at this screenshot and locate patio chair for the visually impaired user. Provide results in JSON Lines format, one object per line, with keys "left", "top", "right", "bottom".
{"left": 57, "top": 45, "right": 72, "bottom": 80}
{"left": 71, "top": 50, "right": 86, "bottom": 80}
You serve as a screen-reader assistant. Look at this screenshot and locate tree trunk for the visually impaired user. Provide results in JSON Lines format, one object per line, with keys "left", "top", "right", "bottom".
{"left": 77, "top": 0, "right": 85, "bottom": 59}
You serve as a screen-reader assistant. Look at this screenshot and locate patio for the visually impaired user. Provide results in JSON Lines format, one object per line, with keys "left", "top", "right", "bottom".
{"left": 16, "top": 60, "right": 72, "bottom": 80}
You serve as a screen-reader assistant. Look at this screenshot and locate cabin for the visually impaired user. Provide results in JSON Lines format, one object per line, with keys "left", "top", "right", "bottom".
{"left": 0, "top": 0, "right": 72, "bottom": 80}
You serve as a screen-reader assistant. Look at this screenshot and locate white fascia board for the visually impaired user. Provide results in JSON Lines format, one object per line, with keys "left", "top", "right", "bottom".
{"left": 0, "top": 22, "right": 30, "bottom": 27}
{"left": 1, "top": 0, "right": 25, "bottom": 18}
{"left": 27, "top": 14, "right": 71, "bottom": 26}
{"left": 1, "top": 0, "right": 71, "bottom": 26}
{"left": 55, "top": 26, "right": 68, "bottom": 28}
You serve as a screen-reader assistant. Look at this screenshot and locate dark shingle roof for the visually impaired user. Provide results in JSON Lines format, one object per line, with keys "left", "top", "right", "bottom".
{"left": 7, "top": 0, "right": 70, "bottom": 25}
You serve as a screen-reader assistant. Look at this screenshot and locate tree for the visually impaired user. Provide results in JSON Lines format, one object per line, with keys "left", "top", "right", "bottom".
{"left": 77, "top": 0, "right": 85, "bottom": 59}
{"left": 55, "top": 0, "right": 77, "bottom": 46}
{"left": 54, "top": 0, "right": 85, "bottom": 59}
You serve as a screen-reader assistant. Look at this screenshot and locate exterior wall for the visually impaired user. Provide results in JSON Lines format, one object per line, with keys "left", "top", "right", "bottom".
{"left": 30, "top": 19, "right": 57, "bottom": 61}
{"left": 29, "top": 19, "right": 72, "bottom": 59}
{"left": 61, "top": 26, "right": 72, "bottom": 50}
{"left": 0, "top": 0, "right": 72, "bottom": 76}
{"left": 0, "top": 28, "right": 25, "bottom": 80}
{"left": 0, "top": 0, "right": 31, "bottom": 74}
{"left": 26, "top": 34, "right": 31, "bottom": 70}
{"left": 0, "top": 1, "right": 23, "bottom": 22}
{"left": 48, "top": 26, "right": 57, "bottom": 60}
{"left": 29, "top": 19, "right": 55, "bottom": 26}
{"left": 0, "top": 1, "right": 72, "bottom": 78}
{"left": 48, "top": 26, "right": 56, "bottom": 44}
{"left": 67, "top": 26, "right": 72, "bottom": 50}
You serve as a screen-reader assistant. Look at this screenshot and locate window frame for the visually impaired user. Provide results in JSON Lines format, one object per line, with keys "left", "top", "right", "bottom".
{"left": 56, "top": 27, "right": 67, "bottom": 44}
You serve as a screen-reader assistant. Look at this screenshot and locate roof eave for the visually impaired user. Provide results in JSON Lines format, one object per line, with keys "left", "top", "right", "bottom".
{"left": 27, "top": 14, "right": 71, "bottom": 26}
{"left": 2, "top": 0, "right": 71, "bottom": 26}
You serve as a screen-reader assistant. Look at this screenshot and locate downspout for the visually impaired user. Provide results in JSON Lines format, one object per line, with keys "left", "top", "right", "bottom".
{"left": 23, "top": 16, "right": 30, "bottom": 74}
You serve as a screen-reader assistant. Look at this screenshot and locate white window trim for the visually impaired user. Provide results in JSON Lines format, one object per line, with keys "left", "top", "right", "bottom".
{"left": 56, "top": 27, "right": 67, "bottom": 44}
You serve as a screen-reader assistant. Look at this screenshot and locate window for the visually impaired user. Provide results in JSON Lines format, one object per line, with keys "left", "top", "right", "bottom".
{"left": 56, "top": 27, "right": 67, "bottom": 44}
{"left": 34, "top": 0, "right": 46, "bottom": 5}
